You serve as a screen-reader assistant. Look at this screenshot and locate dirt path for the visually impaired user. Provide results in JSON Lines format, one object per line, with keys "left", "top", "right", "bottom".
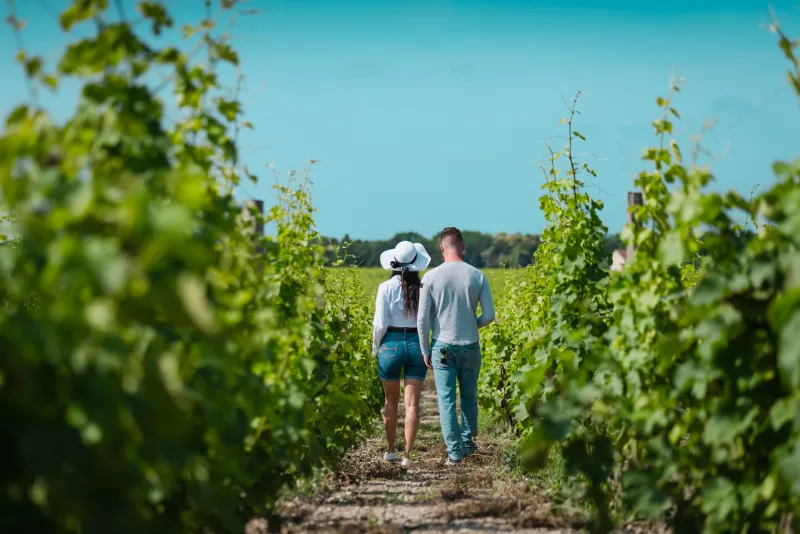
{"left": 270, "top": 377, "right": 583, "bottom": 534}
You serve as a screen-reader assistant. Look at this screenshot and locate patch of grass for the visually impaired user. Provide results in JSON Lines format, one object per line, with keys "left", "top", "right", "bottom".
{"left": 477, "top": 408, "right": 502, "bottom": 432}
{"left": 530, "top": 443, "right": 567, "bottom": 494}
{"left": 279, "top": 464, "right": 337, "bottom": 501}
{"left": 419, "top": 486, "right": 438, "bottom": 503}
{"left": 357, "top": 268, "right": 390, "bottom": 295}
{"left": 477, "top": 408, "right": 571, "bottom": 506}
{"left": 494, "top": 435, "right": 578, "bottom": 503}
{"left": 492, "top": 439, "right": 592, "bottom": 525}
{"left": 279, "top": 419, "right": 386, "bottom": 503}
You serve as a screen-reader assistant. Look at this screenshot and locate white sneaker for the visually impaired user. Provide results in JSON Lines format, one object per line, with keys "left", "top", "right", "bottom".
{"left": 444, "top": 458, "right": 462, "bottom": 467}
{"left": 383, "top": 451, "right": 397, "bottom": 462}
{"left": 401, "top": 456, "right": 411, "bottom": 468}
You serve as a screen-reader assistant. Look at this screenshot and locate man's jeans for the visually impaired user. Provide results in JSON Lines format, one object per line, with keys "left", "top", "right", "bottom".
{"left": 431, "top": 339, "right": 482, "bottom": 461}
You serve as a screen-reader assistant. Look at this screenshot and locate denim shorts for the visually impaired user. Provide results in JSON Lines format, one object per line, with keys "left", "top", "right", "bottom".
{"left": 377, "top": 331, "right": 428, "bottom": 382}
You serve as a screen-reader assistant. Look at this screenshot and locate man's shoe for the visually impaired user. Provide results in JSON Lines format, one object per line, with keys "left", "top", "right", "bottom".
{"left": 444, "top": 457, "right": 462, "bottom": 466}
{"left": 384, "top": 451, "right": 397, "bottom": 462}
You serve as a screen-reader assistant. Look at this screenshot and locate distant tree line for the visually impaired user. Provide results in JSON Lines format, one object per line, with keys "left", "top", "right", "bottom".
{"left": 320, "top": 231, "right": 625, "bottom": 268}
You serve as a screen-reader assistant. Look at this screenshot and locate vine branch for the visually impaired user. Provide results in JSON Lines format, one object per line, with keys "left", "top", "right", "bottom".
{"left": 6, "top": 0, "right": 38, "bottom": 108}
{"left": 565, "top": 91, "right": 582, "bottom": 200}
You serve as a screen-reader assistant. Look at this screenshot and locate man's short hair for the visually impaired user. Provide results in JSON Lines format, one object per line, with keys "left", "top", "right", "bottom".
{"left": 440, "top": 227, "right": 463, "bottom": 249}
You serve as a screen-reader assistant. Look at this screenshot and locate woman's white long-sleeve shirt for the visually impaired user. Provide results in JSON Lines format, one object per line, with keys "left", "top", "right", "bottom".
{"left": 372, "top": 276, "right": 417, "bottom": 355}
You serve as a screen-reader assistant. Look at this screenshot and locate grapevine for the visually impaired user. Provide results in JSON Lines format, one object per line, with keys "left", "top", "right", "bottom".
{"left": 481, "top": 20, "right": 800, "bottom": 534}
{"left": 0, "top": 2, "right": 379, "bottom": 533}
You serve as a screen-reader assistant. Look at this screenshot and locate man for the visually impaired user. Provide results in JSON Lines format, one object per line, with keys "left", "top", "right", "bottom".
{"left": 417, "top": 227, "right": 495, "bottom": 465}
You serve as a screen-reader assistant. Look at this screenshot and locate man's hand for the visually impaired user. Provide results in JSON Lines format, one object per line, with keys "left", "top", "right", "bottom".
{"left": 423, "top": 353, "right": 433, "bottom": 369}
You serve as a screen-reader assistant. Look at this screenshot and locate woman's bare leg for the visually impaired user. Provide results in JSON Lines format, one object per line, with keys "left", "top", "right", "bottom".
{"left": 402, "top": 378, "right": 423, "bottom": 454}
{"left": 382, "top": 380, "right": 401, "bottom": 452}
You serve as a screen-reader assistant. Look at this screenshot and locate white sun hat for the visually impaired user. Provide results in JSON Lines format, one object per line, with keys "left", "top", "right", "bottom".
{"left": 379, "top": 241, "right": 431, "bottom": 272}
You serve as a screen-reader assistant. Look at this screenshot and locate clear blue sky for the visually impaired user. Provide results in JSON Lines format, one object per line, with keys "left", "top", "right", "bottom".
{"left": 2, "top": 0, "right": 799, "bottom": 239}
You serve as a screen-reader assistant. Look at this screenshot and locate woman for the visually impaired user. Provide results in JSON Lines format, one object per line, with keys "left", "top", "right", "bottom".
{"left": 372, "top": 240, "right": 431, "bottom": 468}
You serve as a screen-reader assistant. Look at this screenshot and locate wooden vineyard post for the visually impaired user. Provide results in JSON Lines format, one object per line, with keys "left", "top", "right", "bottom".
{"left": 626, "top": 191, "right": 643, "bottom": 261}
{"left": 241, "top": 199, "right": 265, "bottom": 255}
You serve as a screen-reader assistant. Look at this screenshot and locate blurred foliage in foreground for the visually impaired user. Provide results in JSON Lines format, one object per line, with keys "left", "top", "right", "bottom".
{"left": 0, "top": 2, "right": 380, "bottom": 533}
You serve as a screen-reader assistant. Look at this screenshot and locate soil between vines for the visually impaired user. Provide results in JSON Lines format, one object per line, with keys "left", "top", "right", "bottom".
{"left": 247, "top": 377, "right": 671, "bottom": 534}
